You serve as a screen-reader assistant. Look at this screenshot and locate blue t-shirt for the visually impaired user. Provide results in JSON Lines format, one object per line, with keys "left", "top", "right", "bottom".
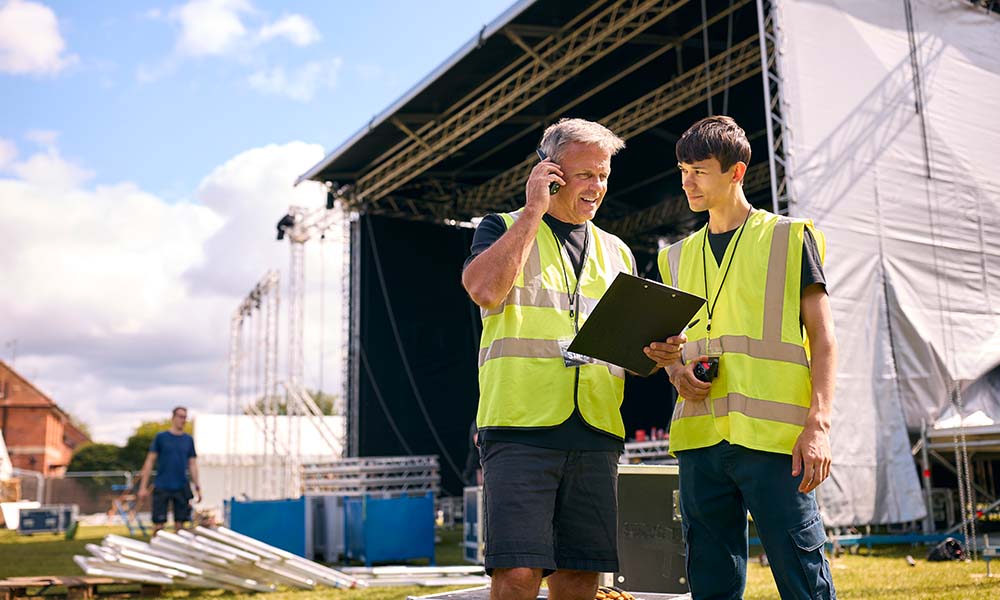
{"left": 150, "top": 431, "right": 196, "bottom": 491}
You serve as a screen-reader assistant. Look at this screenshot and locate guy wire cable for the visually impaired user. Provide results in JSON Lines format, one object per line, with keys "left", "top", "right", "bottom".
{"left": 359, "top": 345, "right": 413, "bottom": 455}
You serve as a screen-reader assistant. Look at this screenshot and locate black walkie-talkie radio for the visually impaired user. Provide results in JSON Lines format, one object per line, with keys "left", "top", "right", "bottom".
{"left": 535, "top": 148, "right": 561, "bottom": 195}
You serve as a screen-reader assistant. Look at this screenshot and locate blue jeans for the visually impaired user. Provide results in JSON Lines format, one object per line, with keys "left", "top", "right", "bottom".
{"left": 677, "top": 441, "right": 835, "bottom": 600}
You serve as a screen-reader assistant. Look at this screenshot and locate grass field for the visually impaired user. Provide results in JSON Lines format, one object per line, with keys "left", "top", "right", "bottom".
{"left": 2, "top": 525, "right": 1000, "bottom": 599}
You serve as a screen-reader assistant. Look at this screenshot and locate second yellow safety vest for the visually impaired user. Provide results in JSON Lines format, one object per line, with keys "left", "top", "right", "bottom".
{"left": 658, "top": 209, "right": 825, "bottom": 455}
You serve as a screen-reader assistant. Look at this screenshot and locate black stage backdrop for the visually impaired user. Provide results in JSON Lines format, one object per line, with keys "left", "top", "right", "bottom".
{"left": 355, "top": 214, "right": 675, "bottom": 496}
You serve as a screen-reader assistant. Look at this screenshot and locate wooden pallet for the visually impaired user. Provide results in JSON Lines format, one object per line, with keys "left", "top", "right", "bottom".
{"left": 0, "top": 577, "right": 162, "bottom": 600}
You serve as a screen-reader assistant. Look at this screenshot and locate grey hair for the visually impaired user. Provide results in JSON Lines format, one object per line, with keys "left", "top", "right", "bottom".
{"left": 539, "top": 118, "right": 625, "bottom": 162}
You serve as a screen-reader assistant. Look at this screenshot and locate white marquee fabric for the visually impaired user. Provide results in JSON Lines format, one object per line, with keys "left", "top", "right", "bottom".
{"left": 780, "top": 0, "right": 1000, "bottom": 525}
{"left": 0, "top": 430, "right": 11, "bottom": 481}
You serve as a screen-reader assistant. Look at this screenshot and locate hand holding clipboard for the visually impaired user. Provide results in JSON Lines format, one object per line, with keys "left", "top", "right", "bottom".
{"left": 567, "top": 273, "right": 706, "bottom": 375}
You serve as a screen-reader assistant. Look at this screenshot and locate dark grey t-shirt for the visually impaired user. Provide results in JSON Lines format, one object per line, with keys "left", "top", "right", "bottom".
{"left": 466, "top": 213, "right": 624, "bottom": 452}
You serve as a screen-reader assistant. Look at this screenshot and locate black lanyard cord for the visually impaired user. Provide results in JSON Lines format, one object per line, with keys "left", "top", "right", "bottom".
{"left": 551, "top": 226, "right": 590, "bottom": 327}
{"left": 701, "top": 207, "right": 753, "bottom": 333}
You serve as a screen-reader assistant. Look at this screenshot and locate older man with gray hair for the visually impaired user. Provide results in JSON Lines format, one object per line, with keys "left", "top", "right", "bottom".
{"left": 463, "top": 118, "right": 684, "bottom": 600}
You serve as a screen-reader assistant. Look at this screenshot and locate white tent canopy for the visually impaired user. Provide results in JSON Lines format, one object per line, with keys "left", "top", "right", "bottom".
{"left": 781, "top": 0, "right": 1000, "bottom": 526}
{"left": 0, "top": 430, "right": 11, "bottom": 482}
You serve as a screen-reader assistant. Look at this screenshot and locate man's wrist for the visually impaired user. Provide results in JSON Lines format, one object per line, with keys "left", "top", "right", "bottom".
{"left": 803, "top": 419, "right": 831, "bottom": 434}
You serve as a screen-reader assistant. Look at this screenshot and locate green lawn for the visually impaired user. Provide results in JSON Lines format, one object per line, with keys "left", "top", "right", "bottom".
{"left": 3, "top": 525, "right": 1000, "bottom": 599}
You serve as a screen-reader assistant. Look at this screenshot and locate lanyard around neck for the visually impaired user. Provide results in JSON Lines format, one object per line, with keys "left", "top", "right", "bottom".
{"left": 551, "top": 225, "right": 590, "bottom": 327}
{"left": 701, "top": 208, "right": 753, "bottom": 334}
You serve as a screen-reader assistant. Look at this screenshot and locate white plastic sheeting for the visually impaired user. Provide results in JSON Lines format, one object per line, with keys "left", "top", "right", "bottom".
{"left": 0, "top": 430, "right": 11, "bottom": 481}
{"left": 780, "top": 0, "right": 1000, "bottom": 525}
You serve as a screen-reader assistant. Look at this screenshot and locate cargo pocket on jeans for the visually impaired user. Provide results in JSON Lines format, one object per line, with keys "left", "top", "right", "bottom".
{"left": 789, "top": 516, "right": 835, "bottom": 599}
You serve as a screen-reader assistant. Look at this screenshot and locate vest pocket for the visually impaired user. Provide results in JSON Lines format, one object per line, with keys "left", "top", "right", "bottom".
{"left": 789, "top": 515, "right": 835, "bottom": 599}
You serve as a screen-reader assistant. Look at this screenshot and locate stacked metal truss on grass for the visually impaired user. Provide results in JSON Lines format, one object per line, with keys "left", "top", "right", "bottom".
{"left": 301, "top": 455, "right": 440, "bottom": 496}
{"left": 340, "top": 565, "right": 489, "bottom": 587}
{"left": 73, "top": 526, "right": 365, "bottom": 592}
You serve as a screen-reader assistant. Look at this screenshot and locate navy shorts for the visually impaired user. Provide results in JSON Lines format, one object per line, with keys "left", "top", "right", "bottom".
{"left": 479, "top": 441, "right": 620, "bottom": 576}
{"left": 151, "top": 487, "right": 193, "bottom": 524}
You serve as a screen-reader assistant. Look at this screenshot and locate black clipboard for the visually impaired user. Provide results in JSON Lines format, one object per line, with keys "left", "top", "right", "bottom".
{"left": 567, "top": 272, "right": 706, "bottom": 375}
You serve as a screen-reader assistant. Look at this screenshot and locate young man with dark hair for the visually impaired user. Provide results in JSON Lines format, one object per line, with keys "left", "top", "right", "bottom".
{"left": 659, "top": 116, "right": 837, "bottom": 599}
{"left": 138, "top": 406, "right": 201, "bottom": 533}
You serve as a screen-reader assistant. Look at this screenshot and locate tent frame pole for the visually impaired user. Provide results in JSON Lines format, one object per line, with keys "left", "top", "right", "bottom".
{"left": 755, "top": 0, "right": 794, "bottom": 216}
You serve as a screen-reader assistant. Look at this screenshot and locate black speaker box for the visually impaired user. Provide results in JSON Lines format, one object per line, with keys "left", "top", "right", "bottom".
{"left": 615, "top": 464, "right": 688, "bottom": 594}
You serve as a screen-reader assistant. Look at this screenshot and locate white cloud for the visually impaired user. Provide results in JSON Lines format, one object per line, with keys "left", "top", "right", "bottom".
{"left": 0, "top": 138, "right": 17, "bottom": 168}
{"left": 257, "top": 14, "right": 319, "bottom": 46}
{"left": 0, "top": 140, "right": 344, "bottom": 445}
{"left": 25, "top": 129, "right": 59, "bottom": 148}
{"left": 170, "top": 0, "right": 319, "bottom": 58}
{"left": 248, "top": 58, "right": 342, "bottom": 102}
{"left": 10, "top": 146, "right": 93, "bottom": 190}
{"left": 0, "top": 0, "right": 76, "bottom": 75}
{"left": 172, "top": 0, "right": 252, "bottom": 57}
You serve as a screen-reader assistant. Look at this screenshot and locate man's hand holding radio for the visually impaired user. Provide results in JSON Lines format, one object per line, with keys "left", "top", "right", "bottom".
{"left": 525, "top": 156, "right": 565, "bottom": 216}
{"left": 667, "top": 358, "right": 713, "bottom": 401}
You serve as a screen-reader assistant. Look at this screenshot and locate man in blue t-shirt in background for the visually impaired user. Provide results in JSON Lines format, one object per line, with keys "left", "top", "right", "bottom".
{"left": 138, "top": 406, "right": 201, "bottom": 533}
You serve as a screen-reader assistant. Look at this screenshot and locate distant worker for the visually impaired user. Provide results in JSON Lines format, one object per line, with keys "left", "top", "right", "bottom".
{"left": 659, "top": 116, "right": 837, "bottom": 599}
{"left": 138, "top": 406, "right": 201, "bottom": 533}
{"left": 463, "top": 118, "right": 684, "bottom": 600}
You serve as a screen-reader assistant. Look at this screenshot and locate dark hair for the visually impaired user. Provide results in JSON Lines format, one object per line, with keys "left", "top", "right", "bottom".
{"left": 676, "top": 116, "right": 751, "bottom": 172}
{"left": 172, "top": 406, "right": 188, "bottom": 417}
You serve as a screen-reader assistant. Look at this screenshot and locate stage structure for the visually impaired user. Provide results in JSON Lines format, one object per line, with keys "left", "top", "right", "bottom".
{"left": 223, "top": 239, "right": 347, "bottom": 501}
{"left": 296, "top": 0, "right": 1000, "bottom": 521}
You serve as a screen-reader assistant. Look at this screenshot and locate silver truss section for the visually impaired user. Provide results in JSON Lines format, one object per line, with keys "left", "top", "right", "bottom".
{"left": 301, "top": 455, "right": 440, "bottom": 497}
{"left": 346, "top": 29, "right": 761, "bottom": 226}
{"left": 456, "top": 2, "right": 756, "bottom": 217}
{"left": 348, "top": 0, "right": 694, "bottom": 209}
{"left": 756, "top": 0, "right": 795, "bottom": 216}
{"left": 74, "top": 528, "right": 364, "bottom": 591}
{"left": 283, "top": 381, "right": 344, "bottom": 456}
{"left": 621, "top": 439, "right": 674, "bottom": 464}
{"left": 605, "top": 161, "right": 770, "bottom": 240}
{"left": 225, "top": 270, "right": 289, "bottom": 500}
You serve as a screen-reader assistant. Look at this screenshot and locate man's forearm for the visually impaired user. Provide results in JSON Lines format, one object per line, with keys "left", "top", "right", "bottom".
{"left": 189, "top": 460, "right": 200, "bottom": 489}
{"left": 138, "top": 455, "right": 154, "bottom": 490}
{"left": 463, "top": 207, "right": 545, "bottom": 308}
{"left": 806, "top": 336, "right": 836, "bottom": 432}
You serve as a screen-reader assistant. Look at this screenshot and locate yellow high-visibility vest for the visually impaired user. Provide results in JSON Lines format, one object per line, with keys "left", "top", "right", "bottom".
{"left": 658, "top": 210, "right": 825, "bottom": 455}
{"left": 477, "top": 210, "right": 635, "bottom": 439}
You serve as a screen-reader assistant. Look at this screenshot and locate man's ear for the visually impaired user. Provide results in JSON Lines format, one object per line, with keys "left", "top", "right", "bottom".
{"left": 731, "top": 161, "right": 748, "bottom": 184}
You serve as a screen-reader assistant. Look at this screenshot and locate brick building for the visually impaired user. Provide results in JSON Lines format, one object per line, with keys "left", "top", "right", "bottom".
{"left": 0, "top": 360, "right": 90, "bottom": 476}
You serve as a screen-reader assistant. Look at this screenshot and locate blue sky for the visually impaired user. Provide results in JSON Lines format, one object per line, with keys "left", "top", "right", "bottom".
{"left": 2, "top": 0, "right": 513, "bottom": 200}
{"left": 0, "top": 0, "right": 512, "bottom": 445}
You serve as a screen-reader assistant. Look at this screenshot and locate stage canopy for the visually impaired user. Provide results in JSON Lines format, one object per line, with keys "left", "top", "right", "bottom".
{"left": 298, "top": 0, "right": 1000, "bottom": 524}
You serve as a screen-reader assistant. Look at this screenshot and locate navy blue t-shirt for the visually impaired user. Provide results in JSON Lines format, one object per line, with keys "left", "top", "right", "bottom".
{"left": 150, "top": 431, "right": 196, "bottom": 491}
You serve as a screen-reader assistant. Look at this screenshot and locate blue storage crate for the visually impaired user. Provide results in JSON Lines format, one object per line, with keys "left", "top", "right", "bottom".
{"left": 18, "top": 504, "right": 77, "bottom": 535}
{"left": 344, "top": 492, "right": 435, "bottom": 566}
{"left": 227, "top": 496, "right": 307, "bottom": 557}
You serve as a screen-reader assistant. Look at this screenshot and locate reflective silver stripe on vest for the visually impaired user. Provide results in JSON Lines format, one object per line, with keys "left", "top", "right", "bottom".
{"left": 673, "top": 398, "right": 710, "bottom": 421}
{"left": 680, "top": 334, "right": 808, "bottom": 366}
{"left": 666, "top": 241, "right": 682, "bottom": 286}
{"left": 763, "top": 218, "right": 791, "bottom": 342}
{"left": 507, "top": 210, "right": 543, "bottom": 282}
{"left": 714, "top": 393, "right": 808, "bottom": 425}
{"left": 479, "top": 337, "right": 625, "bottom": 380}
{"left": 674, "top": 393, "right": 807, "bottom": 426}
{"left": 479, "top": 337, "right": 560, "bottom": 366}
{"left": 481, "top": 287, "right": 600, "bottom": 318}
